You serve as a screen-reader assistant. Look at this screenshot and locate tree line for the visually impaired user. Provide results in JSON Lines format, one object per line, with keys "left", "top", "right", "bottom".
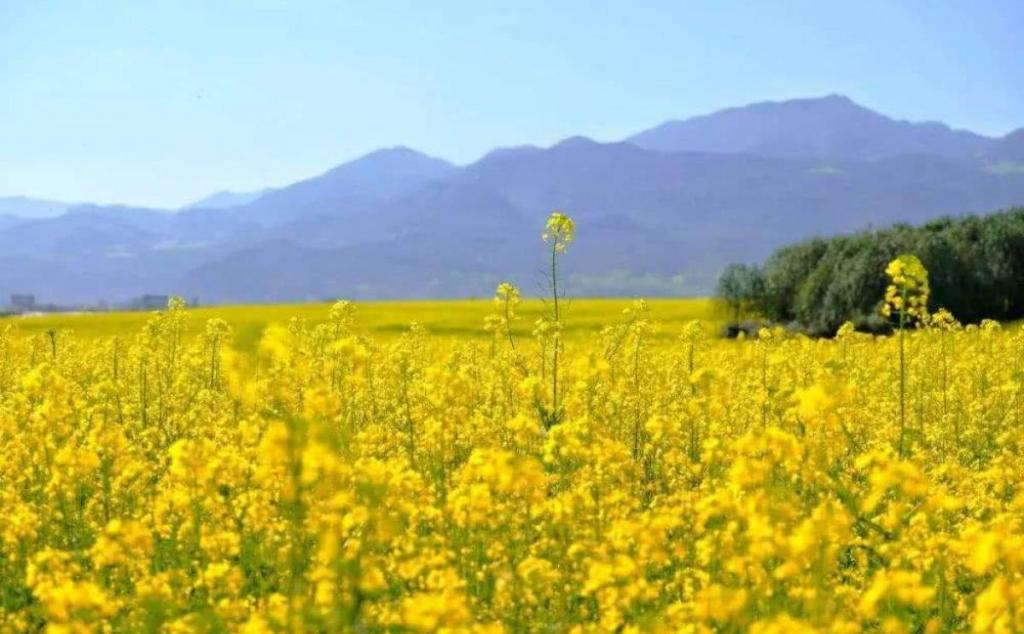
{"left": 717, "top": 206, "right": 1024, "bottom": 335}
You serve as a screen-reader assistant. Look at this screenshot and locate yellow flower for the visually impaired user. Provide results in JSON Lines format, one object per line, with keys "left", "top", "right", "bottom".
{"left": 883, "top": 254, "right": 930, "bottom": 323}
{"left": 542, "top": 211, "right": 575, "bottom": 252}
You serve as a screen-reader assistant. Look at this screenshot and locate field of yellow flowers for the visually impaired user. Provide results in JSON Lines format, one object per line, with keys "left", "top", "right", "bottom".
{"left": 2, "top": 216, "right": 1024, "bottom": 633}
{"left": 5, "top": 297, "right": 717, "bottom": 352}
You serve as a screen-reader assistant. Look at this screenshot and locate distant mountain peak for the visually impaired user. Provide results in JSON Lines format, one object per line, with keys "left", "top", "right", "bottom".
{"left": 360, "top": 146, "right": 421, "bottom": 161}
{"left": 553, "top": 135, "right": 599, "bottom": 150}
{"left": 628, "top": 94, "right": 992, "bottom": 161}
{"left": 478, "top": 144, "right": 543, "bottom": 163}
{"left": 227, "top": 145, "right": 459, "bottom": 228}
{"left": 761, "top": 93, "right": 859, "bottom": 108}
{"left": 182, "top": 188, "right": 273, "bottom": 211}
{"left": 338, "top": 148, "right": 452, "bottom": 174}
{"left": 348, "top": 146, "right": 454, "bottom": 166}
{"left": 371, "top": 145, "right": 429, "bottom": 156}
{"left": 714, "top": 94, "right": 873, "bottom": 118}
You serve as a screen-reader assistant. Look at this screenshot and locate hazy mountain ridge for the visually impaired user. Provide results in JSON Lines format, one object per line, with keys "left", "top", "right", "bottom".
{"left": 186, "top": 138, "right": 1024, "bottom": 303}
{"left": 628, "top": 95, "right": 994, "bottom": 161}
{"left": 182, "top": 188, "right": 274, "bottom": 210}
{"left": 3, "top": 95, "right": 1024, "bottom": 304}
{"left": 233, "top": 147, "right": 458, "bottom": 229}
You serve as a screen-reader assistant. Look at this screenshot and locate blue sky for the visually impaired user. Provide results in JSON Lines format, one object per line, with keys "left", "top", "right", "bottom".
{"left": 2, "top": 1, "right": 1022, "bottom": 208}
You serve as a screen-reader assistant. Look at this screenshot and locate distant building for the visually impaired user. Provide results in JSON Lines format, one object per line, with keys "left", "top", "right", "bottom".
{"left": 135, "top": 294, "right": 170, "bottom": 310}
{"left": 10, "top": 294, "right": 35, "bottom": 311}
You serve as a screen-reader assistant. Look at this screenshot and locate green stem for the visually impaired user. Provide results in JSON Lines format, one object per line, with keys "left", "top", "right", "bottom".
{"left": 898, "top": 288, "right": 907, "bottom": 458}
{"left": 551, "top": 240, "right": 560, "bottom": 417}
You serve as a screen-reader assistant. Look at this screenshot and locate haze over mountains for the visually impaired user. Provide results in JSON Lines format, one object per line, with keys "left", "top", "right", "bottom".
{"left": 3, "top": 95, "right": 1024, "bottom": 305}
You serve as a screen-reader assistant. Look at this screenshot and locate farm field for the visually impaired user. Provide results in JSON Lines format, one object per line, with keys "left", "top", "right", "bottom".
{"left": 4, "top": 4, "right": 1019, "bottom": 632}
{"left": 1, "top": 297, "right": 718, "bottom": 352}
{"left": 2, "top": 280, "right": 1024, "bottom": 632}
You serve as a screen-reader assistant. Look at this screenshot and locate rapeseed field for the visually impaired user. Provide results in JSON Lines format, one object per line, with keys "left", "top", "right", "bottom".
{"left": 1, "top": 214, "right": 1021, "bottom": 633}
{"left": 5, "top": 297, "right": 717, "bottom": 353}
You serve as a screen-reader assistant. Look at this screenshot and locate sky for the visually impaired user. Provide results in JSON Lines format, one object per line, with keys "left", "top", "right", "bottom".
{"left": 2, "top": 1, "right": 1022, "bottom": 209}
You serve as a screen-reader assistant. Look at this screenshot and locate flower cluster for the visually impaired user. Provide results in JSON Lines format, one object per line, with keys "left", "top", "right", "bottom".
{"left": 883, "top": 254, "right": 931, "bottom": 322}
{"left": 542, "top": 211, "right": 575, "bottom": 253}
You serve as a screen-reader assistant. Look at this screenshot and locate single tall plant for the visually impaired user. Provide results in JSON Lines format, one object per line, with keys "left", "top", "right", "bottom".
{"left": 540, "top": 211, "right": 575, "bottom": 428}
{"left": 882, "top": 254, "right": 930, "bottom": 458}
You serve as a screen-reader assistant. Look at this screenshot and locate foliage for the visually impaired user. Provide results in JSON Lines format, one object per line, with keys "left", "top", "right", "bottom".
{"left": 718, "top": 206, "right": 1024, "bottom": 335}
{"left": 715, "top": 263, "right": 765, "bottom": 322}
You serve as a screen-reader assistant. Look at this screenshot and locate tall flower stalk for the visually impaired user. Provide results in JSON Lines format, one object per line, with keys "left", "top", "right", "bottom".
{"left": 540, "top": 211, "right": 575, "bottom": 427}
{"left": 882, "top": 254, "right": 930, "bottom": 458}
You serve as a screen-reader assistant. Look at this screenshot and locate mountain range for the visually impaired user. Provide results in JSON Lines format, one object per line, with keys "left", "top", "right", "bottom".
{"left": 2, "top": 94, "right": 1023, "bottom": 305}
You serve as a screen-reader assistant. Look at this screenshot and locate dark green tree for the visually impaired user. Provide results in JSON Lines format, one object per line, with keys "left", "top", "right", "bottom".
{"left": 724, "top": 206, "right": 1024, "bottom": 335}
{"left": 716, "top": 263, "right": 765, "bottom": 322}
